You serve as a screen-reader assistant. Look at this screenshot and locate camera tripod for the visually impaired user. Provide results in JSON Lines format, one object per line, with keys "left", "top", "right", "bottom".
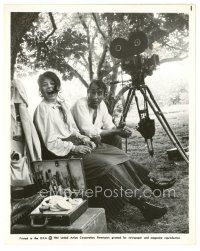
{"left": 119, "top": 75, "right": 189, "bottom": 165}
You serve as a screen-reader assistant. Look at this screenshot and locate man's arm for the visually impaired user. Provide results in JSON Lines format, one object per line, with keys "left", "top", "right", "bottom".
{"left": 100, "top": 126, "right": 132, "bottom": 138}
{"left": 101, "top": 102, "right": 132, "bottom": 138}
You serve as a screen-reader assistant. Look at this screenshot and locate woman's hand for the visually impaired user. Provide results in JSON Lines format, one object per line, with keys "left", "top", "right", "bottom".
{"left": 81, "top": 136, "right": 96, "bottom": 150}
{"left": 72, "top": 145, "right": 92, "bottom": 155}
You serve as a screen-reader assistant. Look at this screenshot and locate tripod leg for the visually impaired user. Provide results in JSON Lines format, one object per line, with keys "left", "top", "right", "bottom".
{"left": 144, "top": 85, "right": 188, "bottom": 160}
{"left": 139, "top": 86, "right": 189, "bottom": 164}
{"left": 125, "top": 138, "right": 128, "bottom": 153}
{"left": 120, "top": 88, "right": 135, "bottom": 124}
{"left": 146, "top": 139, "right": 154, "bottom": 157}
{"left": 119, "top": 88, "right": 136, "bottom": 153}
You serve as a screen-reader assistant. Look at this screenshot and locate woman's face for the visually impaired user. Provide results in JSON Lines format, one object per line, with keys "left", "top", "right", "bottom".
{"left": 40, "top": 77, "right": 58, "bottom": 102}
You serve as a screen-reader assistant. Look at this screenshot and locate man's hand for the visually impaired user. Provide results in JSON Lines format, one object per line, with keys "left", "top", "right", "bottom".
{"left": 117, "top": 122, "right": 126, "bottom": 129}
{"left": 91, "top": 135, "right": 102, "bottom": 146}
{"left": 116, "top": 123, "right": 132, "bottom": 138}
{"left": 72, "top": 145, "right": 92, "bottom": 155}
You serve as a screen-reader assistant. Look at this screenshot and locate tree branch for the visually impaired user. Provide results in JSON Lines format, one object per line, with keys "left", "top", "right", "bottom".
{"left": 160, "top": 56, "right": 188, "bottom": 64}
{"left": 104, "top": 60, "right": 121, "bottom": 76}
{"left": 106, "top": 84, "right": 130, "bottom": 115}
{"left": 109, "top": 64, "right": 119, "bottom": 96}
{"left": 97, "top": 44, "right": 108, "bottom": 78}
{"left": 92, "top": 13, "right": 110, "bottom": 78}
{"left": 36, "top": 13, "right": 57, "bottom": 60}
{"left": 92, "top": 13, "right": 107, "bottom": 40}
{"left": 76, "top": 57, "right": 88, "bottom": 68}
{"left": 107, "top": 17, "right": 113, "bottom": 40}
{"left": 65, "top": 62, "right": 89, "bottom": 88}
{"left": 115, "top": 85, "right": 130, "bottom": 105}
{"left": 78, "top": 13, "right": 93, "bottom": 81}
{"left": 43, "top": 12, "right": 57, "bottom": 42}
{"left": 91, "top": 28, "right": 98, "bottom": 46}
{"left": 163, "top": 42, "right": 189, "bottom": 53}
{"left": 80, "top": 54, "right": 89, "bottom": 68}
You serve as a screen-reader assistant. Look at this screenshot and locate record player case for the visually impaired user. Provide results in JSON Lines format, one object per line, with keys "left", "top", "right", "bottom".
{"left": 30, "top": 158, "right": 88, "bottom": 227}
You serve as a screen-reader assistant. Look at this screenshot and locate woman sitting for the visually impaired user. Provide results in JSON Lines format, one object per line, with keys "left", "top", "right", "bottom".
{"left": 33, "top": 71, "right": 175, "bottom": 221}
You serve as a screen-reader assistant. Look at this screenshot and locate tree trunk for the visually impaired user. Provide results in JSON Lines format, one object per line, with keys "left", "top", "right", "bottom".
{"left": 11, "top": 12, "right": 39, "bottom": 79}
{"left": 106, "top": 64, "right": 119, "bottom": 115}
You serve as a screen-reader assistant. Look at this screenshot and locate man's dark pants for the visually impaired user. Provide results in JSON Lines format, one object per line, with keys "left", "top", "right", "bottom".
{"left": 101, "top": 135, "right": 122, "bottom": 149}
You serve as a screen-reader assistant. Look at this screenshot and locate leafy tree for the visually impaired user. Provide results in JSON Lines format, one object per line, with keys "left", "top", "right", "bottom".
{"left": 13, "top": 12, "right": 189, "bottom": 115}
{"left": 11, "top": 12, "right": 39, "bottom": 79}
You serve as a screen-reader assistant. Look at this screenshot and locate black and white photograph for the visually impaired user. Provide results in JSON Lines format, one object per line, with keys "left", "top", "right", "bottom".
{"left": 3, "top": 3, "right": 196, "bottom": 243}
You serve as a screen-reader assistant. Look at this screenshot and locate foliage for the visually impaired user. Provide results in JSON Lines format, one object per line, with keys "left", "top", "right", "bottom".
{"left": 15, "top": 12, "right": 189, "bottom": 113}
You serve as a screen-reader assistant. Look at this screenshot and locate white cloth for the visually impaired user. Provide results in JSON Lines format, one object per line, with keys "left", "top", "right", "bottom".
{"left": 11, "top": 79, "right": 42, "bottom": 161}
{"left": 72, "top": 97, "right": 115, "bottom": 138}
{"left": 34, "top": 100, "right": 84, "bottom": 156}
{"left": 11, "top": 79, "right": 28, "bottom": 106}
{"left": 19, "top": 103, "right": 42, "bottom": 161}
{"left": 11, "top": 79, "right": 29, "bottom": 138}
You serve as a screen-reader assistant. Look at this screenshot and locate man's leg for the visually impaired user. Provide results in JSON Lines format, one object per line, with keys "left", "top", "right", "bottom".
{"left": 87, "top": 163, "right": 167, "bottom": 221}
{"left": 128, "top": 159, "right": 176, "bottom": 191}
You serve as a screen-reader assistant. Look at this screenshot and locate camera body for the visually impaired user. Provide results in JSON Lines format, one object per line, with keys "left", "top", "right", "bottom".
{"left": 110, "top": 31, "right": 159, "bottom": 77}
{"left": 121, "top": 54, "right": 159, "bottom": 76}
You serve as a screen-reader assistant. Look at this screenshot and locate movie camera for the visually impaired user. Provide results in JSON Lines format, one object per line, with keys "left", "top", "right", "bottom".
{"left": 109, "top": 31, "right": 189, "bottom": 164}
{"left": 110, "top": 31, "right": 159, "bottom": 77}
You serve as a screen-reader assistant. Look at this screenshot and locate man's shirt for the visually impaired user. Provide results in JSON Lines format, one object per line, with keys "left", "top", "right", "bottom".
{"left": 72, "top": 97, "right": 115, "bottom": 138}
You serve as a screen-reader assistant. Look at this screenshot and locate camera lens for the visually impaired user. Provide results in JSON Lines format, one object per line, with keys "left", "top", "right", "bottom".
{"left": 110, "top": 38, "right": 129, "bottom": 59}
{"left": 128, "top": 31, "right": 148, "bottom": 55}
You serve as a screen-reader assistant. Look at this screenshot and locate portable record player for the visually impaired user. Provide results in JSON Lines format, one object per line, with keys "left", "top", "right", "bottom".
{"left": 30, "top": 158, "right": 88, "bottom": 227}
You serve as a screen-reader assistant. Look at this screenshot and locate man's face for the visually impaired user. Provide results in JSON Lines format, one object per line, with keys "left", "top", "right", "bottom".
{"left": 88, "top": 83, "right": 104, "bottom": 109}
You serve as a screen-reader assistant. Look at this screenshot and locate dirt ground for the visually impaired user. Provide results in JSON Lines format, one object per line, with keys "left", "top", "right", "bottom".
{"left": 107, "top": 105, "right": 189, "bottom": 233}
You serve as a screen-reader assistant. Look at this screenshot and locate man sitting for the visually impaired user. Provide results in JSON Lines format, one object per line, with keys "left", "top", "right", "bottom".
{"left": 72, "top": 79, "right": 132, "bottom": 149}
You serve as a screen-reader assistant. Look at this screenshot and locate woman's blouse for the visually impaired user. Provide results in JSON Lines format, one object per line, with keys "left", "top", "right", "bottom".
{"left": 34, "top": 99, "right": 83, "bottom": 156}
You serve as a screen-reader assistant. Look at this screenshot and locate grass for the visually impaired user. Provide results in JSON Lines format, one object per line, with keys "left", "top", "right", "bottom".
{"left": 107, "top": 105, "right": 189, "bottom": 233}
